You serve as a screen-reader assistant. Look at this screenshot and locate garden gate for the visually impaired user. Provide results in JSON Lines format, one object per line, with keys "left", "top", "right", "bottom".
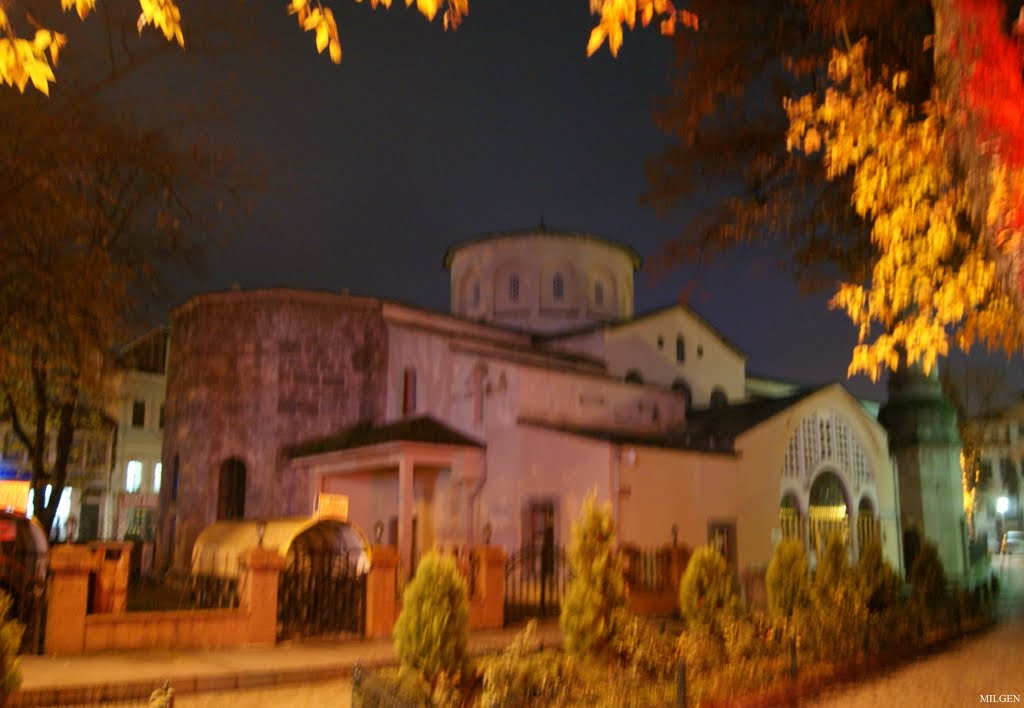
{"left": 503, "top": 543, "right": 569, "bottom": 625}
{"left": 277, "top": 546, "right": 366, "bottom": 640}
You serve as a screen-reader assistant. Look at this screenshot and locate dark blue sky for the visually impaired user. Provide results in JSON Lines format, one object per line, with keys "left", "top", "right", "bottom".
{"left": 141, "top": 0, "right": 1020, "bottom": 404}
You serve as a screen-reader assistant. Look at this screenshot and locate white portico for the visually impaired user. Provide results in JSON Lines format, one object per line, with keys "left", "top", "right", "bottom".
{"left": 287, "top": 417, "right": 485, "bottom": 577}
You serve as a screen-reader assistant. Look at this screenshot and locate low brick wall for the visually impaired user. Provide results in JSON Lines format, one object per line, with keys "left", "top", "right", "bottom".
{"left": 46, "top": 545, "right": 283, "bottom": 655}
{"left": 83, "top": 609, "right": 250, "bottom": 652}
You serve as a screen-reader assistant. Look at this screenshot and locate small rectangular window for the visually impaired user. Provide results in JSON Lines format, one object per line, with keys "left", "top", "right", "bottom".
{"left": 402, "top": 368, "right": 417, "bottom": 415}
{"left": 131, "top": 400, "right": 146, "bottom": 428}
{"left": 158, "top": 404, "right": 166, "bottom": 429}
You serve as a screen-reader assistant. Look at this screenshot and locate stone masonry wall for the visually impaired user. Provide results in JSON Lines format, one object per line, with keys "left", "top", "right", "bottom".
{"left": 159, "top": 290, "right": 389, "bottom": 572}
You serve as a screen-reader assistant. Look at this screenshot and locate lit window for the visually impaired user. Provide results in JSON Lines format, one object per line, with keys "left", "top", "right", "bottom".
{"left": 594, "top": 281, "right": 604, "bottom": 306}
{"left": 154, "top": 463, "right": 162, "bottom": 494}
{"left": 131, "top": 400, "right": 145, "bottom": 428}
{"left": 126, "top": 460, "right": 143, "bottom": 493}
{"left": 553, "top": 273, "right": 564, "bottom": 301}
{"left": 509, "top": 274, "right": 520, "bottom": 303}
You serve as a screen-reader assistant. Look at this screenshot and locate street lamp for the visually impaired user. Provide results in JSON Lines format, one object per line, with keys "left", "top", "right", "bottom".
{"left": 996, "top": 496, "right": 1009, "bottom": 553}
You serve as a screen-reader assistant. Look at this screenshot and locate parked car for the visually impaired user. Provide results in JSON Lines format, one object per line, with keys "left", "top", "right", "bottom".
{"left": 1001, "top": 530, "right": 1023, "bottom": 555}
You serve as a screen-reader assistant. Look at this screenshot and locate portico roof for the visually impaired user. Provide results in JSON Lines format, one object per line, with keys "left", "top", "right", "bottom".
{"left": 287, "top": 415, "right": 485, "bottom": 459}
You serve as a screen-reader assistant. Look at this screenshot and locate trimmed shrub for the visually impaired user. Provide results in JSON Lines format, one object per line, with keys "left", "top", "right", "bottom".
{"left": 678, "top": 545, "right": 738, "bottom": 629}
{"left": 394, "top": 551, "right": 469, "bottom": 691}
{"left": 766, "top": 538, "right": 811, "bottom": 621}
{"left": 560, "top": 492, "right": 626, "bottom": 657}
{"left": 0, "top": 592, "right": 23, "bottom": 703}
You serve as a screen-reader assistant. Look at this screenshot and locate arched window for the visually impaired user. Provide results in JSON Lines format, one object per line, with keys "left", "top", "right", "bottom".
{"left": 857, "top": 497, "right": 877, "bottom": 553}
{"left": 472, "top": 281, "right": 481, "bottom": 307}
{"left": 217, "top": 458, "right": 246, "bottom": 520}
{"left": 594, "top": 281, "right": 604, "bottom": 306}
{"left": 625, "top": 369, "right": 644, "bottom": 384}
{"left": 402, "top": 367, "right": 417, "bottom": 415}
{"left": 676, "top": 335, "right": 685, "bottom": 363}
{"left": 508, "top": 274, "right": 520, "bottom": 303}
{"left": 657, "top": 335, "right": 664, "bottom": 350}
{"left": 552, "top": 273, "right": 565, "bottom": 301}
{"left": 710, "top": 387, "right": 728, "bottom": 408}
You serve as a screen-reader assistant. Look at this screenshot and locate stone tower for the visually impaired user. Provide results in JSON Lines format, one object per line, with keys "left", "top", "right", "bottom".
{"left": 878, "top": 364, "right": 968, "bottom": 580}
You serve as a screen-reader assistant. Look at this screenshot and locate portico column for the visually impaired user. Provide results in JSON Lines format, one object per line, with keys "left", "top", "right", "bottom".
{"left": 398, "top": 454, "right": 414, "bottom": 579}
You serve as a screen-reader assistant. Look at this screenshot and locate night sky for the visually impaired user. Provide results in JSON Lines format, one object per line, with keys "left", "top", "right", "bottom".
{"left": 137, "top": 0, "right": 1021, "bottom": 404}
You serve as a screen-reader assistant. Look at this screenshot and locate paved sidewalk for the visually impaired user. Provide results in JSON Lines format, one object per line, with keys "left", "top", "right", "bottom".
{"left": 10, "top": 621, "right": 563, "bottom": 707}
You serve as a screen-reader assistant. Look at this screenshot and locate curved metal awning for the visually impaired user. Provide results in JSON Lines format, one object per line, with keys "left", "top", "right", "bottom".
{"left": 191, "top": 516, "right": 369, "bottom": 578}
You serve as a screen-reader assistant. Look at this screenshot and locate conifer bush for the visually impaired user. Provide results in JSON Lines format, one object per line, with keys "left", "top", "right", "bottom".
{"left": 560, "top": 492, "right": 626, "bottom": 657}
{"left": 814, "top": 531, "right": 851, "bottom": 591}
{"left": 766, "top": 538, "right": 811, "bottom": 621}
{"left": 393, "top": 550, "right": 469, "bottom": 692}
{"left": 678, "top": 545, "right": 738, "bottom": 629}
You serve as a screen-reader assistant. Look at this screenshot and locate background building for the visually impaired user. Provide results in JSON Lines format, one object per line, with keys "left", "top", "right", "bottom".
{"left": 158, "top": 227, "right": 930, "bottom": 584}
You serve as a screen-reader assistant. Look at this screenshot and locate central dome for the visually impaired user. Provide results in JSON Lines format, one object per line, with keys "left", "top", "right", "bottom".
{"left": 443, "top": 227, "right": 641, "bottom": 334}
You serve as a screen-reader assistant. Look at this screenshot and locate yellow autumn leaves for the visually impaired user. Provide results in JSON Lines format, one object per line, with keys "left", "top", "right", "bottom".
{"left": 2, "top": 1, "right": 687, "bottom": 96}
{"left": 0, "top": 0, "right": 184, "bottom": 95}
{"left": 586, "top": 0, "right": 697, "bottom": 57}
{"left": 786, "top": 39, "right": 1023, "bottom": 380}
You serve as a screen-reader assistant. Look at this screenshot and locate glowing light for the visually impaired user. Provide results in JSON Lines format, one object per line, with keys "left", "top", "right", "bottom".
{"left": 996, "top": 496, "right": 1010, "bottom": 515}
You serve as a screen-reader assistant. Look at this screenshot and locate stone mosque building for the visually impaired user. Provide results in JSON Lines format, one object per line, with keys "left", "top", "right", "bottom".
{"left": 157, "top": 227, "right": 969, "bottom": 582}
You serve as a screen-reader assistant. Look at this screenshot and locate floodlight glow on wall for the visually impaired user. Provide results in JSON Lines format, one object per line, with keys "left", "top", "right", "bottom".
{"left": 996, "top": 496, "right": 1010, "bottom": 515}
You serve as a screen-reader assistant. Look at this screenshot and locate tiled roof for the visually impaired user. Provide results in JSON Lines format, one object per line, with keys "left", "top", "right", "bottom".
{"left": 685, "top": 388, "right": 822, "bottom": 441}
{"left": 287, "top": 416, "right": 485, "bottom": 457}
{"left": 517, "top": 417, "right": 735, "bottom": 454}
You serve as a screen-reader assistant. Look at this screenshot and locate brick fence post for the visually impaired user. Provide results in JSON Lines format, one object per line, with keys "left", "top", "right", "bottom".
{"left": 44, "top": 545, "right": 95, "bottom": 654}
{"left": 365, "top": 545, "right": 399, "bottom": 639}
{"left": 238, "top": 547, "right": 285, "bottom": 646}
{"left": 475, "top": 545, "right": 506, "bottom": 628}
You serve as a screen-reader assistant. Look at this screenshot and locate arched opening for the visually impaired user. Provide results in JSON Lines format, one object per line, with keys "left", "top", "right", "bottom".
{"left": 779, "top": 492, "right": 803, "bottom": 541}
{"left": 217, "top": 458, "right": 246, "bottom": 520}
{"left": 710, "top": 387, "right": 728, "bottom": 408}
{"left": 675, "top": 335, "right": 685, "bottom": 363}
{"left": 808, "top": 471, "right": 849, "bottom": 556}
{"left": 624, "top": 369, "right": 644, "bottom": 384}
{"left": 671, "top": 378, "right": 692, "bottom": 410}
{"left": 857, "top": 496, "right": 877, "bottom": 553}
